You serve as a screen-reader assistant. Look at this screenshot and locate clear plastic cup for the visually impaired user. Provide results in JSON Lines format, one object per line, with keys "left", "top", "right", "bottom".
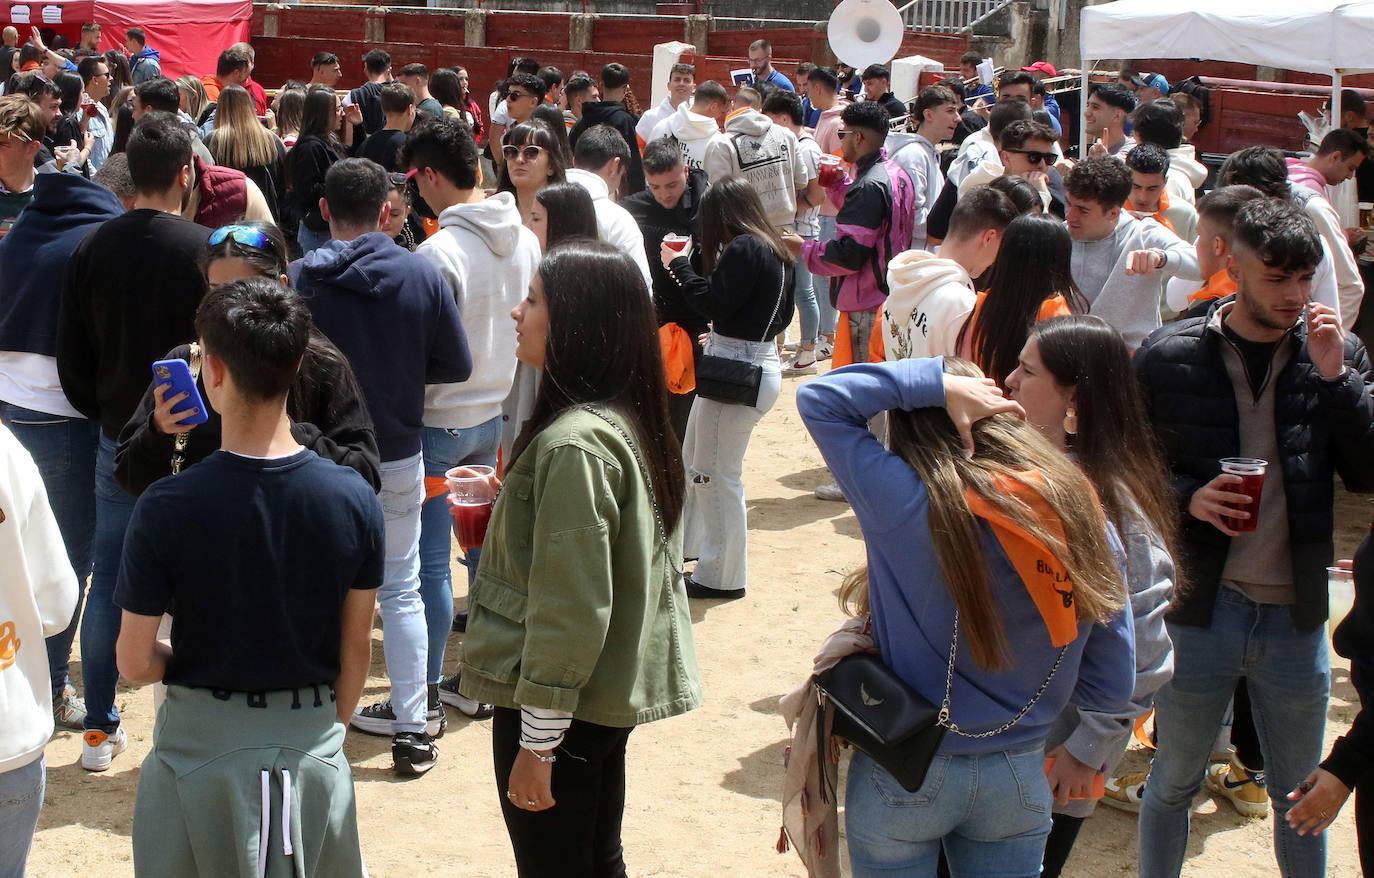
{"left": 1328, "top": 565, "right": 1355, "bottom": 640}
{"left": 663, "top": 233, "right": 690, "bottom": 253}
{"left": 818, "top": 154, "right": 844, "bottom": 187}
{"left": 446, "top": 465, "right": 497, "bottom": 550}
{"left": 1219, "top": 457, "right": 1266, "bottom": 533}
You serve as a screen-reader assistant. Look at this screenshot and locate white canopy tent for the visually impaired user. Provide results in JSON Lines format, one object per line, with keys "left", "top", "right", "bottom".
{"left": 1078, "top": 0, "right": 1374, "bottom": 155}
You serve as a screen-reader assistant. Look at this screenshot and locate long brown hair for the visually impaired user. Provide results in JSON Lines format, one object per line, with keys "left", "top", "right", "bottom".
{"left": 207, "top": 85, "right": 280, "bottom": 170}
{"left": 697, "top": 175, "right": 793, "bottom": 274}
{"left": 839, "top": 357, "right": 1126, "bottom": 670}
{"left": 1029, "top": 315, "right": 1183, "bottom": 592}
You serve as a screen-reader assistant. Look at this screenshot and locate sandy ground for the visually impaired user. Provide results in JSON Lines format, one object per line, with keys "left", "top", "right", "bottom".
{"left": 26, "top": 334, "right": 1369, "bottom": 877}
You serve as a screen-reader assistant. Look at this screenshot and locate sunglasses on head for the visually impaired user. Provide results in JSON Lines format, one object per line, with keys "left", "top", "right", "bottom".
{"left": 209, "top": 224, "right": 271, "bottom": 249}
{"left": 503, "top": 144, "right": 546, "bottom": 162}
{"left": 1005, "top": 148, "right": 1053, "bottom": 165}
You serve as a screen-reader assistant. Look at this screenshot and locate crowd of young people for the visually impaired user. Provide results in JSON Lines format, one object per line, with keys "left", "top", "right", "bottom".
{"left": 0, "top": 24, "right": 1372, "bottom": 878}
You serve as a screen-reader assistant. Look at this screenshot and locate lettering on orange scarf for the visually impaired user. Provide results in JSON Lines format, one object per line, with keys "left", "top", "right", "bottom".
{"left": 962, "top": 473, "right": 1078, "bottom": 647}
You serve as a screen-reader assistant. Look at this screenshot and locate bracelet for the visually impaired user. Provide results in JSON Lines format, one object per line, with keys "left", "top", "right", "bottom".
{"left": 529, "top": 751, "right": 557, "bottom": 764}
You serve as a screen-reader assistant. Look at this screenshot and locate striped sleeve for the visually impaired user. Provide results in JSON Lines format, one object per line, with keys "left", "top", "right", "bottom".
{"left": 519, "top": 704, "right": 573, "bottom": 751}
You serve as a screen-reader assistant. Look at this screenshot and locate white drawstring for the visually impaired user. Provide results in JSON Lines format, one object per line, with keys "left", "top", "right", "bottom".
{"left": 280, "top": 768, "right": 294, "bottom": 857}
{"left": 257, "top": 770, "right": 270, "bottom": 878}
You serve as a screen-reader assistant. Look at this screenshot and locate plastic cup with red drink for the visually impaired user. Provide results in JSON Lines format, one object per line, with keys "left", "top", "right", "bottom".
{"left": 663, "top": 233, "right": 691, "bottom": 254}
{"left": 818, "top": 154, "right": 844, "bottom": 187}
{"left": 1219, "top": 457, "right": 1266, "bottom": 533}
{"left": 447, "top": 465, "right": 498, "bottom": 550}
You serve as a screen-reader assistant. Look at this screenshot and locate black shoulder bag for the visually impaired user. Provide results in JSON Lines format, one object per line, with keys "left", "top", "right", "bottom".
{"left": 693, "top": 262, "right": 786, "bottom": 407}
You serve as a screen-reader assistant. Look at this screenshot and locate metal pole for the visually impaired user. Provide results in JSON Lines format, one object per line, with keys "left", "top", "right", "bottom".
{"left": 1333, "top": 69, "right": 1344, "bottom": 134}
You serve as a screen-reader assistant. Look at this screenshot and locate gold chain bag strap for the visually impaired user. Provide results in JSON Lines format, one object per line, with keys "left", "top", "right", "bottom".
{"left": 170, "top": 343, "right": 202, "bottom": 475}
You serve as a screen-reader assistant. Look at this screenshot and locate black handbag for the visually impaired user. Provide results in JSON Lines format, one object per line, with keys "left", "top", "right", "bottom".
{"left": 814, "top": 652, "right": 947, "bottom": 793}
{"left": 693, "top": 262, "right": 786, "bottom": 407}
{"left": 813, "top": 611, "right": 1068, "bottom": 794}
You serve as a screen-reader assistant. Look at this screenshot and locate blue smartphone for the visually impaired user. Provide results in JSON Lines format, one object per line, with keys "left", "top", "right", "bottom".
{"left": 151, "top": 358, "right": 209, "bottom": 427}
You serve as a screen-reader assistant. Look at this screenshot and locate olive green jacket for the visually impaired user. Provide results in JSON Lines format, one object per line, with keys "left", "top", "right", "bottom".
{"left": 459, "top": 408, "right": 701, "bottom": 728}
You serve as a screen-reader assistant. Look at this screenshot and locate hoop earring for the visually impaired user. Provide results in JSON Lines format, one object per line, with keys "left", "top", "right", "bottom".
{"left": 1063, "top": 407, "right": 1078, "bottom": 436}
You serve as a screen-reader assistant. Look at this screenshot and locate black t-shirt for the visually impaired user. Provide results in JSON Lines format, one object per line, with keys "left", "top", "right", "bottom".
{"left": 350, "top": 81, "right": 386, "bottom": 137}
{"left": 358, "top": 128, "right": 407, "bottom": 172}
{"left": 114, "top": 448, "right": 384, "bottom": 691}
{"left": 1222, "top": 319, "right": 1282, "bottom": 398}
{"left": 56, "top": 209, "right": 211, "bottom": 439}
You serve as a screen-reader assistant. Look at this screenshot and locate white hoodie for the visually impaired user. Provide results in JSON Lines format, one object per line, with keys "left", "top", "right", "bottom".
{"left": 650, "top": 103, "right": 728, "bottom": 177}
{"left": 704, "top": 108, "right": 808, "bottom": 232}
{"left": 418, "top": 192, "right": 541, "bottom": 430}
{"left": 565, "top": 168, "right": 653, "bottom": 292}
{"left": 886, "top": 131, "right": 942, "bottom": 250}
{"left": 635, "top": 97, "right": 677, "bottom": 148}
{"left": 1291, "top": 184, "right": 1365, "bottom": 327}
{"left": 0, "top": 424, "right": 78, "bottom": 775}
{"left": 882, "top": 250, "right": 977, "bottom": 361}
{"left": 1165, "top": 144, "right": 1208, "bottom": 206}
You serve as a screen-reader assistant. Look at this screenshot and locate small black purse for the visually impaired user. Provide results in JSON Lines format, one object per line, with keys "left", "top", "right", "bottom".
{"left": 693, "top": 262, "right": 787, "bottom": 407}
{"left": 813, "top": 652, "right": 947, "bottom": 792}
{"left": 813, "top": 611, "right": 1068, "bottom": 794}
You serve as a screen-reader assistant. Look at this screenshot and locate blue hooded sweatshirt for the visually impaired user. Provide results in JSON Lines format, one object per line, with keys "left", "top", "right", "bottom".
{"left": 130, "top": 46, "right": 161, "bottom": 84}
{"left": 798, "top": 358, "right": 1136, "bottom": 756}
{"left": 290, "top": 233, "right": 471, "bottom": 462}
{"left": 0, "top": 173, "right": 124, "bottom": 358}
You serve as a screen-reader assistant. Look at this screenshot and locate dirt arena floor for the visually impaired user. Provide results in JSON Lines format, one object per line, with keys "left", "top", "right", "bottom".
{"left": 26, "top": 336, "right": 1368, "bottom": 877}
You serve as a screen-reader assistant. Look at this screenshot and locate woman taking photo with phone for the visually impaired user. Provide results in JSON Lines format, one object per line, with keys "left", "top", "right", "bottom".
{"left": 458, "top": 239, "right": 700, "bottom": 878}
{"left": 659, "top": 175, "right": 794, "bottom": 601}
{"left": 1004, "top": 314, "right": 1178, "bottom": 878}
{"left": 797, "top": 353, "right": 1134, "bottom": 877}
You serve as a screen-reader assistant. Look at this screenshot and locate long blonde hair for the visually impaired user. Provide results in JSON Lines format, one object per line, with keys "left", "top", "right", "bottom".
{"left": 839, "top": 358, "right": 1125, "bottom": 671}
{"left": 176, "top": 75, "right": 209, "bottom": 122}
{"left": 207, "top": 85, "right": 280, "bottom": 170}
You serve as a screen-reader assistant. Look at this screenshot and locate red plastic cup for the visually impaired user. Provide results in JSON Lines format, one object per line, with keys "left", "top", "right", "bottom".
{"left": 1219, "top": 457, "right": 1266, "bottom": 533}
{"left": 663, "top": 233, "right": 690, "bottom": 253}
{"left": 446, "top": 465, "right": 497, "bottom": 550}
{"left": 818, "top": 155, "right": 844, "bottom": 187}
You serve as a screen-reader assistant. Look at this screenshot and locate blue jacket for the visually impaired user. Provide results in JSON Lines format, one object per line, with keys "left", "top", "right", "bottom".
{"left": 290, "top": 233, "right": 471, "bottom": 461}
{"left": 0, "top": 173, "right": 123, "bottom": 357}
{"left": 798, "top": 358, "right": 1136, "bottom": 756}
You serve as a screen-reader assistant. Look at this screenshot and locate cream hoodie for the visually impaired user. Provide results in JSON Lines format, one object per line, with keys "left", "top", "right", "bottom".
{"left": 1165, "top": 144, "right": 1208, "bottom": 206}
{"left": 704, "top": 109, "right": 808, "bottom": 231}
{"left": 419, "top": 192, "right": 542, "bottom": 429}
{"left": 882, "top": 250, "right": 977, "bottom": 361}
{"left": 565, "top": 168, "right": 653, "bottom": 292}
{"left": 650, "top": 103, "right": 728, "bottom": 177}
{"left": 0, "top": 424, "right": 78, "bottom": 775}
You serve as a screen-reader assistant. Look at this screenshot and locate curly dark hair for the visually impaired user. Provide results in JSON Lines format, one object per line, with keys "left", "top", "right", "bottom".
{"left": 1065, "top": 156, "right": 1132, "bottom": 209}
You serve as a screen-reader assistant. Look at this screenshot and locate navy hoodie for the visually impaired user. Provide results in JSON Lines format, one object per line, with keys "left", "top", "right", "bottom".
{"left": 290, "top": 233, "right": 471, "bottom": 461}
{"left": 0, "top": 173, "right": 124, "bottom": 357}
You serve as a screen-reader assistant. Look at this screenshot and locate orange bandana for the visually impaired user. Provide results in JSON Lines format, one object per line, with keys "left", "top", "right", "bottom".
{"left": 963, "top": 473, "right": 1078, "bottom": 647}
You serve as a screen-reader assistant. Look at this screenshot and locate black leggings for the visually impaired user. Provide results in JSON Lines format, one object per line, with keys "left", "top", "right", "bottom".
{"left": 1039, "top": 813, "right": 1085, "bottom": 878}
{"left": 1230, "top": 678, "right": 1263, "bottom": 771}
{"left": 491, "top": 707, "right": 634, "bottom": 878}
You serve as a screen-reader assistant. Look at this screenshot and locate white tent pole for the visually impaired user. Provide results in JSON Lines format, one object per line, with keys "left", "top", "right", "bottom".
{"left": 1081, "top": 66, "right": 1092, "bottom": 159}
{"left": 1333, "top": 69, "right": 1344, "bottom": 131}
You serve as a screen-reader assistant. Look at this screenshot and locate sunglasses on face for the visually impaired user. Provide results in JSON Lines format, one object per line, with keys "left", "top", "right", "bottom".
{"left": 837, "top": 128, "right": 850, "bottom": 140}
{"left": 209, "top": 224, "right": 272, "bottom": 249}
{"left": 1005, "top": 148, "right": 1053, "bottom": 165}
{"left": 503, "top": 144, "right": 546, "bottom": 162}
{"left": 505, "top": 90, "right": 534, "bottom": 102}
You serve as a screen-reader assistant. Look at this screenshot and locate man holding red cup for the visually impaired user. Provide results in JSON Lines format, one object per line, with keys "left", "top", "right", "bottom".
{"left": 1134, "top": 198, "right": 1374, "bottom": 877}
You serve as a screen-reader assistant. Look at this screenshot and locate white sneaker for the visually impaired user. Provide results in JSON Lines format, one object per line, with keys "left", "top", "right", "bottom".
{"left": 815, "top": 483, "right": 848, "bottom": 502}
{"left": 81, "top": 726, "right": 128, "bottom": 772}
{"left": 783, "top": 352, "right": 817, "bottom": 375}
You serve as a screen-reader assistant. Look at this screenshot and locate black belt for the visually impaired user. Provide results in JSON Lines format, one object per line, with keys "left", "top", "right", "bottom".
{"left": 201, "top": 683, "right": 337, "bottom": 709}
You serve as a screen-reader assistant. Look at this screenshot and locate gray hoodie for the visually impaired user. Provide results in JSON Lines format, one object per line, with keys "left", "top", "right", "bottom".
{"left": 704, "top": 109, "right": 807, "bottom": 232}
{"left": 1071, "top": 213, "right": 1200, "bottom": 348}
{"left": 418, "top": 192, "right": 541, "bottom": 430}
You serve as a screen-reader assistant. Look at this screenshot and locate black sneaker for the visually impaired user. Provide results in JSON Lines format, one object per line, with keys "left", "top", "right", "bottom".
{"left": 392, "top": 732, "right": 439, "bottom": 776}
{"left": 350, "top": 698, "right": 447, "bottom": 738}
{"left": 437, "top": 672, "right": 494, "bottom": 719}
{"left": 426, "top": 683, "right": 448, "bottom": 739}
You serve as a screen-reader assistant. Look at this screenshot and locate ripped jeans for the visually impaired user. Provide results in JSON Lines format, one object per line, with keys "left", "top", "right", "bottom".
{"left": 681, "top": 333, "right": 781, "bottom": 592}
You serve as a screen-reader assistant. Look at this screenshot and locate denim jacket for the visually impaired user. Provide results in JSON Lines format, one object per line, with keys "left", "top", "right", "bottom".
{"left": 459, "top": 408, "right": 702, "bottom": 727}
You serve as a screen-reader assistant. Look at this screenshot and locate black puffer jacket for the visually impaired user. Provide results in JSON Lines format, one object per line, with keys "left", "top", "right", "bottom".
{"left": 1134, "top": 301, "right": 1374, "bottom": 631}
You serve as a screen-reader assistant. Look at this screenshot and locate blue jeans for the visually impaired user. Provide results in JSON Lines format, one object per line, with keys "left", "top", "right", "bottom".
{"left": 813, "top": 216, "right": 840, "bottom": 339}
{"left": 378, "top": 453, "right": 427, "bottom": 733}
{"left": 0, "top": 755, "right": 44, "bottom": 878}
{"left": 417, "top": 418, "right": 500, "bottom": 683}
{"left": 792, "top": 235, "right": 818, "bottom": 347}
{"left": 87, "top": 433, "right": 136, "bottom": 733}
{"left": 296, "top": 224, "right": 331, "bottom": 255}
{"left": 0, "top": 402, "right": 98, "bottom": 699}
{"left": 1139, "top": 587, "right": 1330, "bottom": 877}
{"left": 845, "top": 745, "right": 1052, "bottom": 877}
{"left": 681, "top": 334, "right": 781, "bottom": 591}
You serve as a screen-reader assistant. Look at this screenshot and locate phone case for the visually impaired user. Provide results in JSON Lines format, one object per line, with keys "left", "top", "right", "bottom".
{"left": 1043, "top": 756, "right": 1107, "bottom": 800}
{"left": 152, "top": 358, "right": 209, "bottom": 427}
